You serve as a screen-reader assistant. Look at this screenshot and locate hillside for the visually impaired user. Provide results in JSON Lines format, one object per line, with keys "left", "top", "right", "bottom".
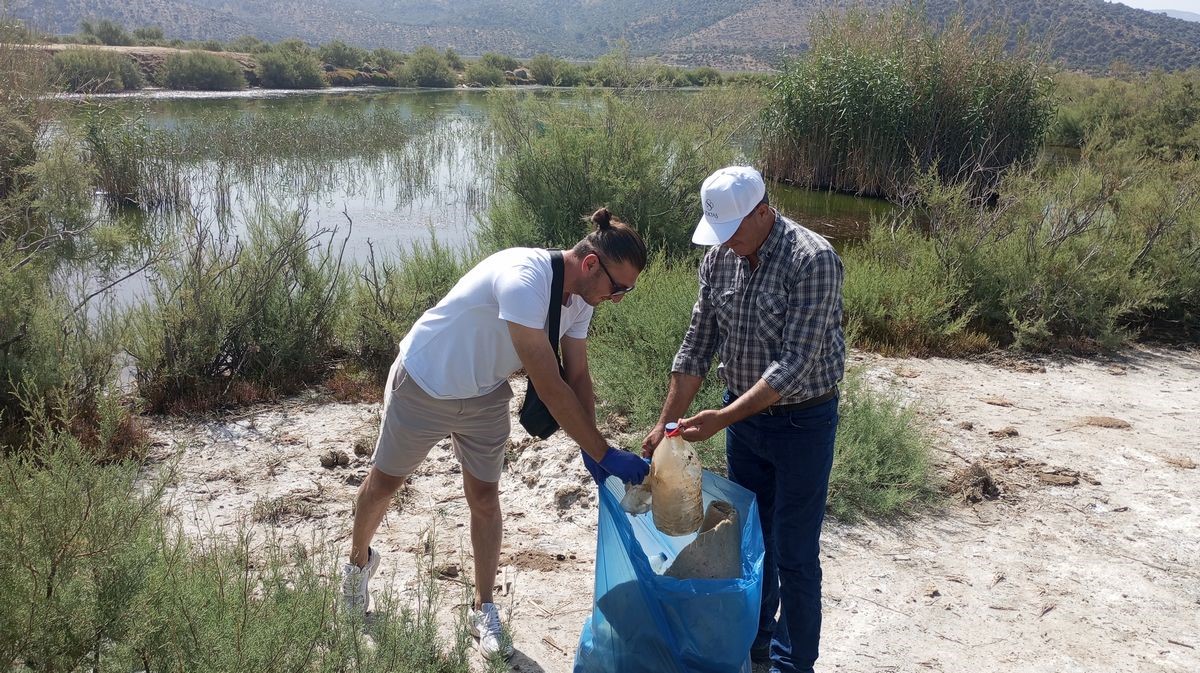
{"left": 9, "top": 0, "right": 1200, "bottom": 71}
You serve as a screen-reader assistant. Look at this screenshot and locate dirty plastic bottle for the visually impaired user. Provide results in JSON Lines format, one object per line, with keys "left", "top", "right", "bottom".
{"left": 649, "top": 422, "right": 704, "bottom": 536}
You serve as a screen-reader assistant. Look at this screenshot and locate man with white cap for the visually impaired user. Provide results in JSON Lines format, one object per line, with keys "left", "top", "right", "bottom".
{"left": 642, "top": 165, "right": 845, "bottom": 673}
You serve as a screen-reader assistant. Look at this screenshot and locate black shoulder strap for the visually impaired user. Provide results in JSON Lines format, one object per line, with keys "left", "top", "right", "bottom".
{"left": 548, "top": 250, "right": 564, "bottom": 372}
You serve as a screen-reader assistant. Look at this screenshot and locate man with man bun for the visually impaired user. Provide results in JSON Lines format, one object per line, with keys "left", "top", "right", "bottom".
{"left": 343, "top": 208, "right": 649, "bottom": 660}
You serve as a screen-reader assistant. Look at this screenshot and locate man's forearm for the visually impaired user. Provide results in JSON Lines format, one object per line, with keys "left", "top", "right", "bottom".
{"left": 658, "top": 372, "right": 705, "bottom": 426}
{"left": 719, "top": 378, "right": 781, "bottom": 425}
{"left": 534, "top": 375, "right": 608, "bottom": 460}
{"left": 567, "top": 372, "right": 596, "bottom": 422}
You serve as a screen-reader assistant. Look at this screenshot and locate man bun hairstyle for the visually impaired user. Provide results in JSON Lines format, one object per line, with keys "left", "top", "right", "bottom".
{"left": 573, "top": 206, "right": 647, "bottom": 270}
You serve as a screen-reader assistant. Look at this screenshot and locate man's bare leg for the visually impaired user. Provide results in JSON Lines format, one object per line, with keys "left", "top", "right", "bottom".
{"left": 349, "top": 466, "right": 407, "bottom": 568}
{"left": 462, "top": 469, "right": 502, "bottom": 608}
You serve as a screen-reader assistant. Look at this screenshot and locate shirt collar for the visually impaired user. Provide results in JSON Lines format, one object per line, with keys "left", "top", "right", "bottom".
{"left": 757, "top": 211, "right": 786, "bottom": 263}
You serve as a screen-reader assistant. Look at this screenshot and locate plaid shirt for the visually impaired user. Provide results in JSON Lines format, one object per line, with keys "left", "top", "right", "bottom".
{"left": 672, "top": 212, "right": 845, "bottom": 404}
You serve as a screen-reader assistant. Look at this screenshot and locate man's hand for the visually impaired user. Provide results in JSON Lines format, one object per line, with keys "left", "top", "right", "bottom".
{"left": 678, "top": 409, "right": 729, "bottom": 443}
{"left": 596, "top": 447, "right": 649, "bottom": 485}
{"left": 580, "top": 450, "right": 607, "bottom": 484}
{"left": 641, "top": 422, "right": 667, "bottom": 458}
{"left": 580, "top": 447, "right": 649, "bottom": 485}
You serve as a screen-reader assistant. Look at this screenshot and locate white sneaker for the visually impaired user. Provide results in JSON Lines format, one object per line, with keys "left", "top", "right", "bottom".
{"left": 340, "top": 547, "right": 380, "bottom": 615}
{"left": 468, "top": 602, "right": 513, "bottom": 660}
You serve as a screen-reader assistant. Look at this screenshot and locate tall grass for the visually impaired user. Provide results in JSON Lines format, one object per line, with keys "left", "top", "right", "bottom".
{"left": 846, "top": 156, "right": 1200, "bottom": 352}
{"left": 827, "top": 369, "right": 936, "bottom": 520}
{"left": 256, "top": 42, "right": 325, "bottom": 89}
{"left": 0, "top": 435, "right": 483, "bottom": 673}
{"left": 52, "top": 49, "right": 143, "bottom": 94}
{"left": 129, "top": 208, "right": 346, "bottom": 412}
{"left": 1049, "top": 69, "right": 1200, "bottom": 161}
{"left": 483, "top": 89, "right": 750, "bottom": 256}
{"left": 762, "top": 5, "right": 1053, "bottom": 198}
{"left": 162, "top": 51, "right": 247, "bottom": 91}
{"left": 338, "top": 236, "right": 477, "bottom": 378}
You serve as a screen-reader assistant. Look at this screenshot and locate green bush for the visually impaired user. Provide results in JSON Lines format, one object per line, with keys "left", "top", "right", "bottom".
{"left": 339, "top": 236, "right": 475, "bottom": 377}
{"left": 479, "top": 52, "right": 519, "bottom": 72}
{"left": 196, "top": 39, "right": 225, "bottom": 52}
{"left": 483, "top": 91, "right": 738, "bottom": 256}
{"left": 683, "top": 66, "right": 722, "bottom": 86}
{"left": 404, "top": 46, "right": 456, "bottom": 87}
{"left": 762, "top": 6, "right": 1053, "bottom": 197}
{"left": 588, "top": 255, "right": 726, "bottom": 425}
{"left": 527, "top": 53, "right": 566, "bottom": 85}
{"left": 845, "top": 157, "right": 1200, "bottom": 352}
{"left": 843, "top": 222, "right": 989, "bottom": 355}
{"left": 444, "top": 48, "right": 465, "bottom": 71}
{"left": 318, "top": 40, "right": 368, "bottom": 69}
{"left": 131, "top": 26, "right": 164, "bottom": 45}
{"left": 130, "top": 209, "right": 346, "bottom": 412}
{"left": 229, "top": 35, "right": 267, "bottom": 54}
{"left": 1049, "top": 69, "right": 1200, "bottom": 161}
{"left": 371, "top": 47, "right": 405, "bottom": 71}
{"left": 79, "top": 19, "right": 130, "bottom": 46}
{"left": 0, "top": 438, "right": 484, "bottom": 673}
{"left": 827, "top": 370, "right": 936, "bottom": 520}
{"left": 162, "top": 51, "right": 246, "bottom": 91}
{"left": 53, "top": 49, "right": 143, "bottom": 93}
{"left": 587, "top": 43, "right": 653, "bottom": 88}
{"left": 256, "top": 45, "right": 325, "bottom": 89}
{"left": 465, "top": 61, "right": 505, "bottom": 86}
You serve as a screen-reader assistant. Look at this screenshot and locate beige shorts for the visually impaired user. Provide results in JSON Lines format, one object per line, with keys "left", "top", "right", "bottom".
{"left": 372, "top": 360, "right": 513, "bottom": 483}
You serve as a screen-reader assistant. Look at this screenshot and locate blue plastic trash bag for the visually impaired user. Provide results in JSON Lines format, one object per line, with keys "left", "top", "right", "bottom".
{"left": 574, "top": 470, "right": 764, "bottom": 673}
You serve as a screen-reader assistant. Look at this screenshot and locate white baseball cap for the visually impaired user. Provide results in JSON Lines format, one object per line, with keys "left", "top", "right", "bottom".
{"left": 693, "top": 165, "right": 767, "bottom": 245}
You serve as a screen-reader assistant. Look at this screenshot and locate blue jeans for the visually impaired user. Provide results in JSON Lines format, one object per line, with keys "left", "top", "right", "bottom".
{"left": 724, "top": 391, "right": 838, "bottom": 673}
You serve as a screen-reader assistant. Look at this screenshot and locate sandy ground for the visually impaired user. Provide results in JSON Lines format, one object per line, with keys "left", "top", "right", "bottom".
{"left": 144, "top": 346, "right": 1200, "bottom": 673}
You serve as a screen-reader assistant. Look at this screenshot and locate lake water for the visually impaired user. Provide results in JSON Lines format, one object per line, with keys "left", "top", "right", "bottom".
{"left": 68, "top": 87, "right": 892, "bottom": 288}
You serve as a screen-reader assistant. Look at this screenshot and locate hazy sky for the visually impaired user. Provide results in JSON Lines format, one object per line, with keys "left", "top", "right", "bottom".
{"left": 1110, "top": 0, "right": 1200, "bottom": 12}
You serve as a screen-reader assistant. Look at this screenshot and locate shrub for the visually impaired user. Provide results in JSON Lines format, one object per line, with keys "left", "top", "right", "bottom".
{"left": 79, "top": 18, "right": 131, "bottom": 46}
{"left": 465, "top": 61, "right": 505, "bottom": 86}
{"left": 339, "top": 236, "right": 475, "bottom": 377}
{"left": 162, "top": 51, "right": 246, "bottom": 90}
{"left": 131, "top": 26, "right": 164, "bottom": 45}
{"left": 482, "top": 91, "right": 738, "bottom": 256}
{"left": 256, "top": 46, "right": 325, "bottom": 89}
{"left": 527, "top": 53, "right": 566, "bottom": 85}
{"left": 588, "top": 254, "right": 726, "bottom": 421}
{"left": 53, "top": 49, "right": 143, "bottom": 93}
{"left": 827, "top": 369, "right": 936, "bottom": 520}
{"left": 843, "top": 222, "right": 990, "bottom": 355}
{"left": 229, "top": 35, "right": 267, "bottom": 53}
{"left": 683, "top": 66, "right": 722, "bottom": 86}
{"left": 197, "top": 39, "right": 225, "bottom": 52}
{"left": 444, "top": 47, "right": 464, "bottom": 71}
{"left": 404, "top": 46, "right": 456, "bottom": 87}
{"left": 318, "top": 39, "right": 368, "bottom": 69}
{"left": 762, "top": 5, "right": 1053, "bottom": 198}
{"left": 0, "top": 439, "right": 482, "bottom": 673}
{"left": 479, "top": 52, "right": 519, "bottom": 72}
{"left": 130, "top": 209, "right": 346, "bottom": 412}
{"left": 372, "top": 47, "right": 405, "bottom": 71}
{"left": 588, "top": 42, "right": 653, "bottom": 88}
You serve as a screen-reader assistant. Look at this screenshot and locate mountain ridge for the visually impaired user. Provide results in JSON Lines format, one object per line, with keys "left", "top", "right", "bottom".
{"left": 9, "top": 0, "right": 1200, "bottom": 71}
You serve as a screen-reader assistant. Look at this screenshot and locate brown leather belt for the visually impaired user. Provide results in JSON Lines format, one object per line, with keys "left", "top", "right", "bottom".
{"left": 760, "top": 387, "right": 838, "bottom": 415}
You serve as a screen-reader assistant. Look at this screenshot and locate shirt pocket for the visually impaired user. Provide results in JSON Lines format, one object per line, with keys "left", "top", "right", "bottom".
{"left": 713, "top": 288, "right": 740, "bottom": 327}
{"left": 756, "top": 291, "right": 789, "bottom": 342}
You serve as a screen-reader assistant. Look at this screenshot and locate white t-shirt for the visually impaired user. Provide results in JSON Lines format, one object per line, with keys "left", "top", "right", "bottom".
{"left": 398, "top": 248, "right": 594, "bottom": 399}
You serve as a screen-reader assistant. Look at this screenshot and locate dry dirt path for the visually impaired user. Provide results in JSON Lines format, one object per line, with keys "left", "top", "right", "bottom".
{"left": 145, "top": 346, "right": 1200, "bottom": 673}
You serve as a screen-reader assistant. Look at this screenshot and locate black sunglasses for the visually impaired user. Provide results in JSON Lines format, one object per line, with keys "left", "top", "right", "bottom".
{"left": 594, "top": 255, "right": 634, "bottom": 297}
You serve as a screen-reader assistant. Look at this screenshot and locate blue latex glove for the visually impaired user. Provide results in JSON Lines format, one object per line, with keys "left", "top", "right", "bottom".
{"left": 580, "top": 450, "right": 607, "bottom": 484}
{"left": 598, "top": 447, "right": 649, "bottom": 485}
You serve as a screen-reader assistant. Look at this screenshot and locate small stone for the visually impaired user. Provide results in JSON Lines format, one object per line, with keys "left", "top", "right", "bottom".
{"left": 989, "top": 426, "right": 1019, "bottom": 438}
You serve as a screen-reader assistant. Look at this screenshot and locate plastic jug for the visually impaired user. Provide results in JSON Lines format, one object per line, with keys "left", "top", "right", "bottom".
{"left": 649, "top": 422, "right": 703, "bottom": 536}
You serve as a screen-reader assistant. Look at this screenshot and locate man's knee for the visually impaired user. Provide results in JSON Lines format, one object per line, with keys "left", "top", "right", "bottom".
{"left": 361, "top": 467, "right": 407, "bottom": 501}
{"left": 463, "top": 479, "right": 500, "bottom": 517}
